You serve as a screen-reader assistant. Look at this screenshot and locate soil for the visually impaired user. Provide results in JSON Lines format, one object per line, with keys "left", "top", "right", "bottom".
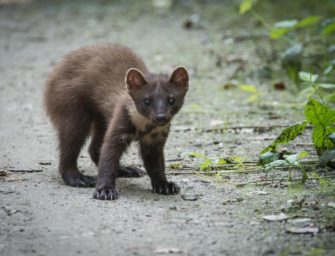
{"left": 0, "top": 1, "right": 334, "bottom": 256}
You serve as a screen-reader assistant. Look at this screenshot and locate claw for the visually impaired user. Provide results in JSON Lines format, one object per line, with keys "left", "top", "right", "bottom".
{"left": 152, "top": 181, "right": 180, "bottom": 195}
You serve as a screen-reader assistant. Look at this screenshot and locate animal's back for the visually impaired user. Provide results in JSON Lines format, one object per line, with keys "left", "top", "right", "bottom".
{"left": 44, "top": 43, "right": 148, "bottom": 124}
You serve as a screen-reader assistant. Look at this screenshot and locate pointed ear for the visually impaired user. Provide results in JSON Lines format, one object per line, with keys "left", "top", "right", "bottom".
{"left": 169, "top": 66, "right": 189, "bottom": 89}
{"left": 126, "top": 68, "right": 147, "bottom": 90}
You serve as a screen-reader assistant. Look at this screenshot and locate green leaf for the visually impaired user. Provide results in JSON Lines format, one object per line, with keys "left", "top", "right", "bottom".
{"left": 305, "top": 99, "right": 335, "bottom": 155}
{"left": 200, "top": 159, "right": 212, "bottom": 171}
{"left": 313, "top": 126, "right": 334, "bottom": 154}
{"left": 169, "top": 162, "right": 183, "bottom": 169}
{"left": 298, "top": 151, "right": 309, "bottom": 159}
{"left": 217, "top": 158, "right": 227, "bottom": 165}
{"left": 270, "top": 27, "right": 289, "bottom": 39}
{"left": 319, "top": 83, "right": 335, "bottom": 89}
{"left": 295, "top": 16, "right": 320, "bottom": 28}
{"left": 247, "top": 93, "right": 259, "bottom": 103}
{"left": 281, "top": 44, "right": 303, "bottom": 59}
{"left": 304, "top": 98, "right": 335, "bottom": 127}
{"left": 259, "top": 151, "right": 280, "bottom": 165}
{"left": 239, "top": 0, "right": 253, "bottom": 14}
{"left": 231, "top": 156, "right": 244, "bottom": 164}
{"left": 238, "top": 84, "right": 257, "bottom": 93}
{"left": 189, "top": 152, "right": 207, "bottom": 159}
{"left": 261, "top": 121, "right": 307, "bottom": 154}
{"left": 323, "top": 65, "right": 333, "bottom": 75}
{"left": 274, "top": 20, "right": 298, "bottom": 28}
{"left": 285, "top": 151, "right": 309, "bottom": 166}
{"left": 299, "top": 71, "right": 318, "bottom": 83}
{"left": 322, "top": 22, "right": 335, "bottom": 35}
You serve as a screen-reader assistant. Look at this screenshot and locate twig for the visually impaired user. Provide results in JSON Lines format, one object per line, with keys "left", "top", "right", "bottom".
{"left": 235, "top": 175, "right": 335, "bottom": 187}
{"left": 6, "top": 169, "right": 43, "bottom": 173}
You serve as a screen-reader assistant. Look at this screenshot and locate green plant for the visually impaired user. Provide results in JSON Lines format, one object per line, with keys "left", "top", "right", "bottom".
{"left": 259, "top": 96, "right": 335, "bottom": 180}
{"left": 239, "top": 0, "right": 335, "bottom": 95}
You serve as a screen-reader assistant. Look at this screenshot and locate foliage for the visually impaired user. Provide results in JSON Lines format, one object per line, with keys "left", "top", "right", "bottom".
{"left": 189, "top": 153, "right": 244, "bottom": 171}
{"left": 239, "top": 0, "right": 335, "bottom": 97}
{"left": 259, "top": 97, "right": 335, "bottom": 181}
{"left": 260, "top": 121, "right": 307, "bottom": 154}
{"left": 238, "top": 1, "right": 335, "bottom": 181}
{"left": 305, "top": 98, "right": 335, "bottom": 155}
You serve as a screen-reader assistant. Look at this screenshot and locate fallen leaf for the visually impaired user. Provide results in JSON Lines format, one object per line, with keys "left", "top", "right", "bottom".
{"left": 285, "top": 226, "right": 319, "bottom": 234}
{"left": 327, "top": 202, "right": 335, "bottom": 208}
{"left": 262, "top": 213, "right": 290, "bottom": 221}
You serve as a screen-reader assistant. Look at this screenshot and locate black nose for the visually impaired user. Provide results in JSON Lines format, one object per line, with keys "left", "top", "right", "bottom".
{"left": 155, "top": 114, "right": 167, "bottom": 123}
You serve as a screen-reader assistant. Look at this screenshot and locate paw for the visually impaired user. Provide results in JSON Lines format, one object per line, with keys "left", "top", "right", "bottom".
{"left": 62, "top": 172, "right": 96, "bottom": 188}
{"left": 93, "top": 186, "right": 119, "bottom": 200}
{"left": 118, "top": 166, "right": 146, "bottom": 178}
{"left": 152, "top": 181, "right": 180, "bottom": 195}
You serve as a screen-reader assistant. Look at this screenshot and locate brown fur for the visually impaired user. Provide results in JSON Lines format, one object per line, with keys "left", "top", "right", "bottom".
{"left": 44, "top": 43, "right": 189, "bottom": 200}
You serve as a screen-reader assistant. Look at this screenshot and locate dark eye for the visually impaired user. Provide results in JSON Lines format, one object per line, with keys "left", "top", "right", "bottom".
{"left": 168, "top": 97, "right": 175, "bottom": 105}
{"left": 144, "top": 98, "right": 151, "bottom": 106}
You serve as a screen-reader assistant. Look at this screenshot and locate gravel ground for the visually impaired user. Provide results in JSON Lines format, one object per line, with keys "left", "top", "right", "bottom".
{"left": 1, "top": 1, "right": 334, "bottom": 255}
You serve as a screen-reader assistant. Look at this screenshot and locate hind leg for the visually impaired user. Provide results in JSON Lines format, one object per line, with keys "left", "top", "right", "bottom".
{"left": 58, "top": 113, "right": 96, "bottom": 187}
{"left": 88, "top": 119, "right": 106, "bottom": 166}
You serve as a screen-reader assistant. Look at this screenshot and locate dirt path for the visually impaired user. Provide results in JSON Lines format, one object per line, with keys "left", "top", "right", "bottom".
{"left": 1, "top": 1, "right": 334, "bottom": 255}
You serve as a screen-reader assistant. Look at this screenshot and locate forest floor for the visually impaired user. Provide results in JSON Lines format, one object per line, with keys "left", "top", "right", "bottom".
{"left": 0, "top": 1, "right": 334, "bottom": 255}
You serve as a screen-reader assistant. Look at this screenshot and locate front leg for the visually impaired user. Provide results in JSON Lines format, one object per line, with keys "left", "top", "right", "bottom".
{"left": 140, "top": 141, "right": 180, "bottom": 195}
{"left": 93, "top": 130, "right": 130, "bottom": 200}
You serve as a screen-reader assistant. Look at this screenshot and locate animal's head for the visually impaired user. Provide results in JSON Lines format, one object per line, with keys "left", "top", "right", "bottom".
{"left": 126, "top": 67, "right": 189, "bottom": 126}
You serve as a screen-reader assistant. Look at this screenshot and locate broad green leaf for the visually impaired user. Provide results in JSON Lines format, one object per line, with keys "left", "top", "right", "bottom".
{"left": 322, "top": 22, "right": 335, "bottom": 35}
{"left": 305, "top": 99, "right": 335, "bottom": 155}
{"left": 238, "top": 84, "right": 257, "bottom": 93}
{"left": 200, "top": 159, "right": 212, "bottom": 171}
{"left": 319, "top": 83, "right": 335, "bottom": 89}
{"left": 304, "top": 98, "right": 335, "bottom": 127}
{"left": 299, "top": 71, "right": 318, "bottom": 83}
{"left": 261, "top": 121, "right": 307, "bottom": 154}
{"left": 274, "top": 20, "right": 297, "bottom": 28}
{"left": 239, "top": 0, "right": 253, "bottom": 14}
{"left": 259, "top": 151, "right": 280, "bottom": 165}
{"left": 189, "top": 152, "right": 207, "bottom": 159}
{"left": 270, "top": 27, "right": 288, "bottom": 39}
{"left": 313, "top": 126, "right": 334, "bottom": 155}
{"left": 296, "top": 16, "right": 320, "bottom": 28}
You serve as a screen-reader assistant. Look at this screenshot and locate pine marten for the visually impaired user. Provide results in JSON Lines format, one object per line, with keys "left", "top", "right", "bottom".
{"left": 44, "top": 43, "right": 189, "bottom": 200}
